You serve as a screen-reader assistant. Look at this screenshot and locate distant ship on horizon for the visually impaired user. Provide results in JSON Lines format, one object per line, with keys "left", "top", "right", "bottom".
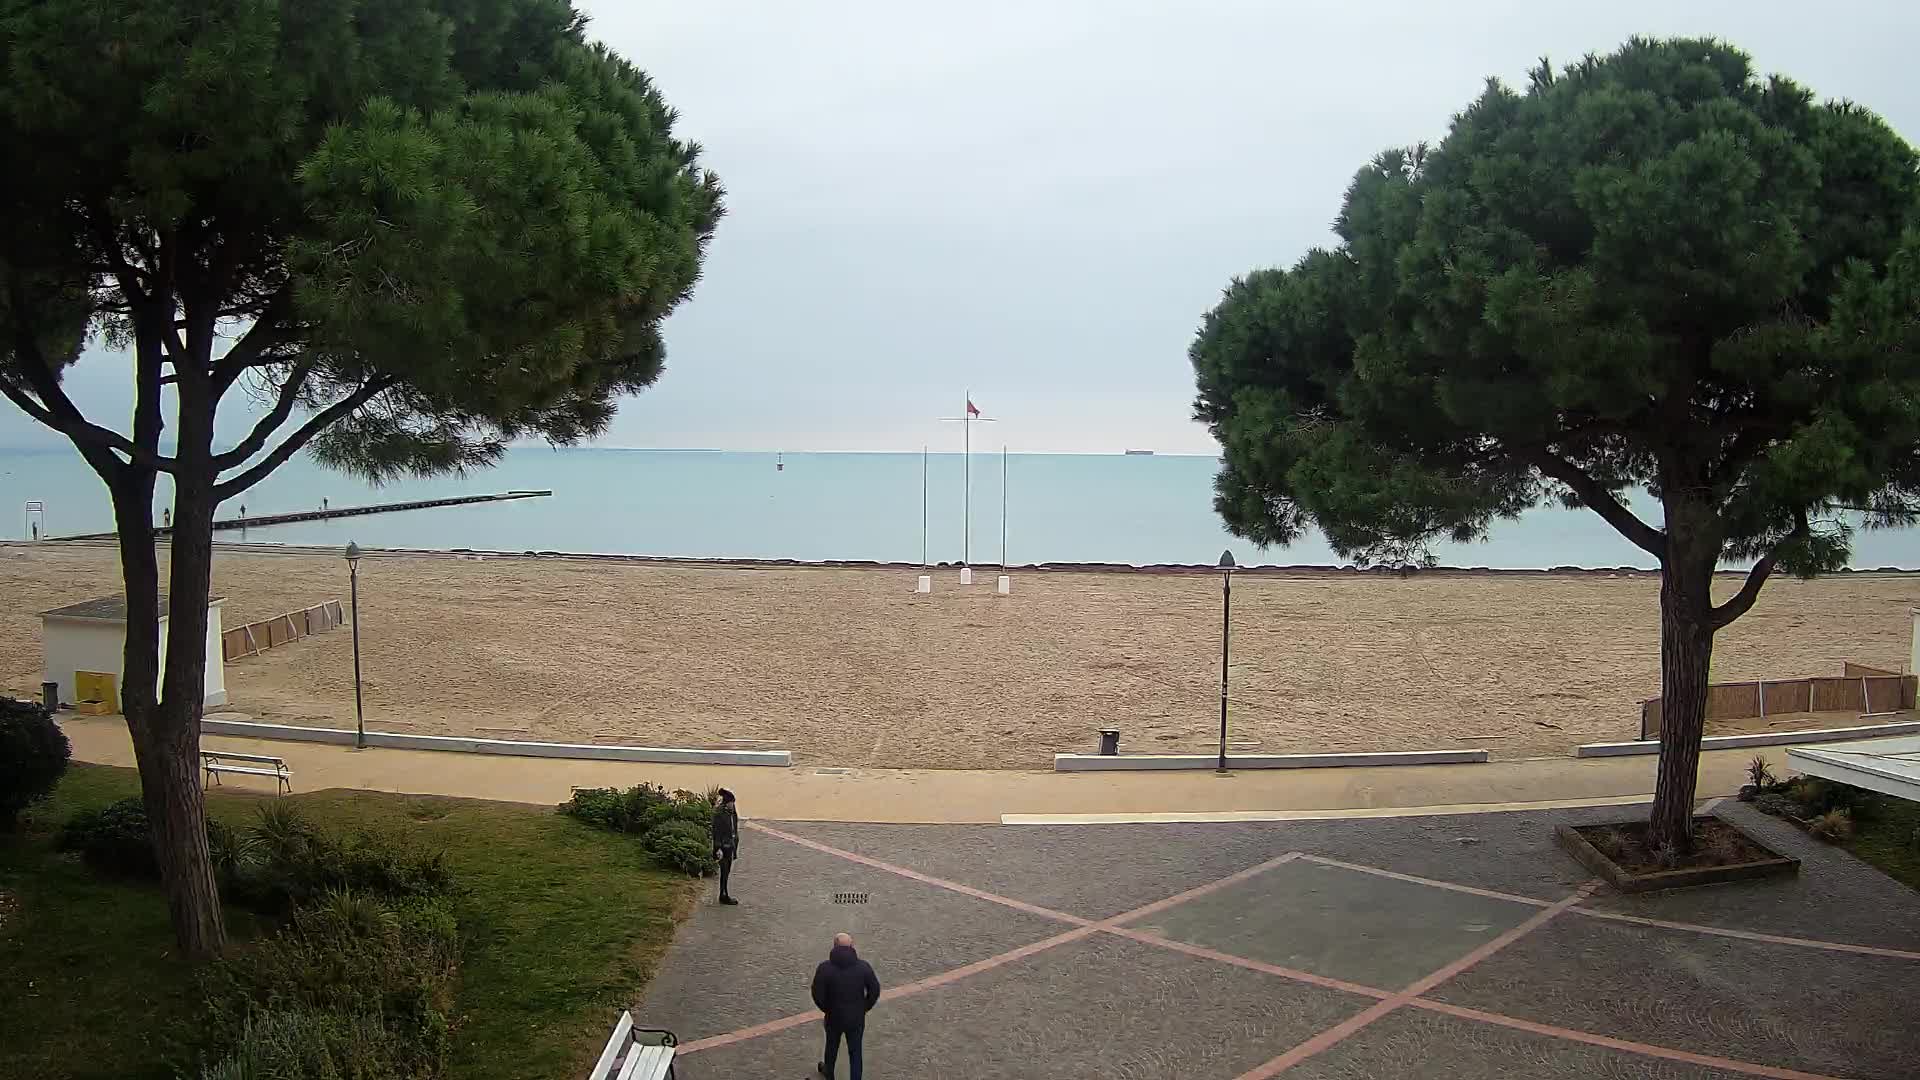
{"left": 1123, "top": 449, "right": 1155, "bottom": 456}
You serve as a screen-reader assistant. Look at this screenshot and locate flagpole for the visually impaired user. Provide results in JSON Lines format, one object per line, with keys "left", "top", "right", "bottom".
{"left": 1001, "top": 444, "right": 1008, "bottom": 569}
{"left": 963, "top": 389, "right": 971, "bottom": 569}
{"left": 921, "top": 445, "right": 928, "bottom": 568}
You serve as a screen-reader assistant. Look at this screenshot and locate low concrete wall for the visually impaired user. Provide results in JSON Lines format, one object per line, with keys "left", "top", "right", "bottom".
{"left": 200, "top": 718, "right": 791, "bottom": 766}
{"left": 1053, "top": 749, "right": 1490, "bottom": 772}
{"left": 1575, "top": 720, "right": 1920, "bottom": 758}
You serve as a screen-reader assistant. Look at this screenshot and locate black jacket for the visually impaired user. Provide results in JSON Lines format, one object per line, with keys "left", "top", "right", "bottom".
{"left": 711, "top": 804, "right": 738, "bottom": 854}
{"left": 810, "top": 944, "right": 881, "bottom": 1029}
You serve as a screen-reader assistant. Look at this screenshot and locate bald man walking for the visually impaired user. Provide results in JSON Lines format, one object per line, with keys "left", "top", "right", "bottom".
{"left": 810, "top": 932, "right": 881, "bottom": 1079}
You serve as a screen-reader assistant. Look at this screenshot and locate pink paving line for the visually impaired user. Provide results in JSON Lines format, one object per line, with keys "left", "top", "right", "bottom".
{"left": 682, "top": 830, "right": 1306, "bottom": 1058}
{"left": 1301, "top": 852, "right": 1920, "bottom": 963}
{"left": 745, "top": 822, "right": 1093, "bottom": 927}
{"left": 1232, "top": 883, "right": 1598, "bottom": 1079}
{"left": 1106, "top": 927, "right": 1390, "bottom": 1000}
{"left": 1569, "top": 908, "right": 1920, "bottom": 962}
{"left": 676, "top": 925, "right": 1099, "bottom": 1054}
{"left": 1409, "top": 1000, "right": 1847, "bottom": 1080}
{"left": 1292, "top": 853, "right": 1554, "bottom": 908}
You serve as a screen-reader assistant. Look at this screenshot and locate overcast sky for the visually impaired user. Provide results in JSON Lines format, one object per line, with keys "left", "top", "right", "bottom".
{"left": 8, "top": 0, "right": 1919, "bottom": 454}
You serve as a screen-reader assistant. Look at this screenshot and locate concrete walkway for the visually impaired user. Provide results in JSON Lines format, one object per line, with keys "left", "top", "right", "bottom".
{"left": 64, "top": 714, "right": 1781, "bottom": 822}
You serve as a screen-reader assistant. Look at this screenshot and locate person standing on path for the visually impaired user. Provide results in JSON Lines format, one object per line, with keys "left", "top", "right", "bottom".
{"left": 811, "top": 932, "right": 881, "bottom": 1080}
{"left": 710, "top": 788, "right": 739, "bottom": 905}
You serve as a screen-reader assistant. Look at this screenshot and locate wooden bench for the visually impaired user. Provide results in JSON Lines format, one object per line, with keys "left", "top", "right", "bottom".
{"left": 588, "top": 1010, "right": 676, "bottom": 1080}
{"left": 201, "top": 751, "right": 291, "bottom": 795}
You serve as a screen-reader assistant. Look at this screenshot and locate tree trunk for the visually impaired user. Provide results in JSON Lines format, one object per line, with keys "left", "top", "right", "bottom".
{"left": 1648, "top": 504, "right": 1719, "bottom": 851}
{"left": 140, "top": 311, "right": 227, "bottom": 959}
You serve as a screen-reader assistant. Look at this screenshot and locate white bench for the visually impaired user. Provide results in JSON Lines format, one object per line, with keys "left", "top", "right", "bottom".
{"left": 201, "top": 750, "right": 291, "bottom": 795}
{"left": 588, "top": 1010, "right": 676, "bottom": 1080}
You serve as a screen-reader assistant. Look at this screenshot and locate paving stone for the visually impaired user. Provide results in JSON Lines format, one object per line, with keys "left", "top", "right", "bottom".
{"left": 672, "top": 931, "right": 1372, "bottom": 1079}
{"left": 1291, "top": 1007, "right": 1757, "bottom": 1080}
{"left": 638, "top": 832, "right": 1067, "bottom": 1041}
{"left": 1127, "top": 859, "right": 1537, "bottom": 989}
{"left": 1430, "top": 914, "right": 1920, "bottom": 1080}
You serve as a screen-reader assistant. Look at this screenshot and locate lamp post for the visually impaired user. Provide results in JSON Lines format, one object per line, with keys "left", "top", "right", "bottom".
{"left": 345, "top": 541, "right": 365, "bottom": 750}
{"left": 1216, "top": 549, "right": 1235, "bottom": 774}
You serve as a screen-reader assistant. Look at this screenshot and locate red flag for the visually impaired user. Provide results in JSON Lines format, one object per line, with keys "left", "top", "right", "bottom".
{"left": 966, "top": 399, "right": 980, "bottom": 417}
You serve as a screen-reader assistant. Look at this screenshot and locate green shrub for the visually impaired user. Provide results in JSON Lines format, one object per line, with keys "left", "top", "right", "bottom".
{"left": 227, "top": 804, "right": 453, "bottom": 912}
{"left": 559, "top": 783, "right": 672, "bottom": 833}
{"left": 1745, "top": 755, "right": 1776, "bottom": 790}
{"left": 57, "top": 797, "right": 158, "bottom": 876}
{"left": 199, "top": 1007, "right": 417, "bottom": 1080}
{"left": 203, "top": 889, "right": 460, "bottom": 1079}
{"left": 1751, "top": 792, "right": 1802, "bottom": 819}
{"left": 0, "top": 696, "right": 70, "bottom": 830}
{"left": 642, "top": 819, "right": 718, "bottom": 876}
{"left": 640, "top": 789, "right": 718, "bottom": 832}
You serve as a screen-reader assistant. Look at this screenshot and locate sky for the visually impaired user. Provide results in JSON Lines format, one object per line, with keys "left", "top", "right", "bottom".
{"left": 7, "top": 0, "right": 1920, "bottom": 454}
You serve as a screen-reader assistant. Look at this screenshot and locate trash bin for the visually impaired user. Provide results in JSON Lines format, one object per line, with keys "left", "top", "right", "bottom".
{"left": 1098, "top": 728, "right": 1121, "bottom": 756}
{"left": 41, "top": 681, "right": 59, "bottom": 710}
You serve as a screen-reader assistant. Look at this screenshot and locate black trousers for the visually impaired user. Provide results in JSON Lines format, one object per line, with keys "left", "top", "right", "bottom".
{"left": 718, "top": 847, "right": 735, "bottom": 897}
{"left": 823, "top": 1022, "right": 864, "bottom": 1080}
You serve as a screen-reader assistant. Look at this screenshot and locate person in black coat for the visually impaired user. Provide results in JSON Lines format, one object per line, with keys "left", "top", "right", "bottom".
{"left": 811, "top": 932, "right": 881, "bottom": 1079}
{"left": 710, "top": 789, "right": 739, "bottom": 905}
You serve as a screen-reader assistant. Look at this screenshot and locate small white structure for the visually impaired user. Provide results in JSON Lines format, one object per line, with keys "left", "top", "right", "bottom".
{"left": 41, "top": 594, "right": 227, "bottom": 710}
{"left": 1790, "top": 735, "right": 1920, "bottom": 803}
{"left": 915, "top": 574, "right": 931, "bottom": 594}
{"left": 996, "top": 574, "right": 1012, "bottom": 594}
{"left": 959, "top": 566, "right": 973, "bottom": 585}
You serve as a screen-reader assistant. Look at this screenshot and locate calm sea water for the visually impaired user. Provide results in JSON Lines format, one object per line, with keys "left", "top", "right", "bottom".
{"left": 1, "top": 445, "right": 1914, "bottom": 569}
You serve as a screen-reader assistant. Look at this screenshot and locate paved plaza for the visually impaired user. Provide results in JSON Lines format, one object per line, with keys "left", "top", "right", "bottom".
{"left": 640, "top": 801, "right": 1919, "bottom": 1079}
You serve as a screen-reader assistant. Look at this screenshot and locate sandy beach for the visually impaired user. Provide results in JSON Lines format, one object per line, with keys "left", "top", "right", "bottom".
{"left": 2, "top": 543, "right": 1914, "bottom": 769}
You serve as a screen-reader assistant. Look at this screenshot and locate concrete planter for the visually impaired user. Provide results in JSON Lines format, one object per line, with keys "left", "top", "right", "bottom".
{"left": 1555, "top": 816, "right": 1799, "bottom": 893}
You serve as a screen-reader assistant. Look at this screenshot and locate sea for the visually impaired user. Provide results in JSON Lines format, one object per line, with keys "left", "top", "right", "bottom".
{"left": 1, "top": 445, "right": 1915, "bottom": 570}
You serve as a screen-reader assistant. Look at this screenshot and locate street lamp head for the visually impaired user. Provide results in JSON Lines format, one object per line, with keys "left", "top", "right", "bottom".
{"left": 1218, "top": 549, "right": 1236, "bottom": 571}
{"left": 345, "top": 541, "right": 361, "bottom": 567}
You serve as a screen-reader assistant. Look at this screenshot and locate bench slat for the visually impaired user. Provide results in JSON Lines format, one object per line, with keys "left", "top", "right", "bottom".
{"left": 617, "top": 1044, "right": 672, "bottom": 1080}
{"left": 206, "top": 765, "right": 284, "bottom": 777}
{"left": 587, "top": 1011, "right": 634, "bottom": 1080}
{"left": 203, "top": 752, "right": 287, "bottom": 766}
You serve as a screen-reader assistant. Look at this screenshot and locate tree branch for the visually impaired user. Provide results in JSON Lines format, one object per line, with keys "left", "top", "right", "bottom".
{"left": 1708, "top": 511, "right": 1808, "bottom": 631}
{"left": 210, "top": 287, "right": 294, "bottom": 394}
{"left": 214, "top": 376, "right": 397, "bottom": 500}
{"left": 1520, "top": 448, "right": 1667, "bottom": 558}
{"left": 3, "top": 282, "right": 175, "bottom": 474}
{"left": 211, "top": 356, "right": 318, "bottom": 469}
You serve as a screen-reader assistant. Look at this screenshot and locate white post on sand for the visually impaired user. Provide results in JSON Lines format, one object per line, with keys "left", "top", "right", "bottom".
{"left": 997, "top": 444, "right": 1011, "bottom": 595}
{"left": 1910, "top": 608, "right": 1919, "bottom": 676}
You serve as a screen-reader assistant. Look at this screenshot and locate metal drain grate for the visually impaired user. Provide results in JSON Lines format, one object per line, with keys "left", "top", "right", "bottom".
{"left": 832, "top": 891, "right": 870, "bottom": 905}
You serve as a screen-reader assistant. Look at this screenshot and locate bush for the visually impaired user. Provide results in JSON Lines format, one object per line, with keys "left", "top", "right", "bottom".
{"left": 58, "top": 797, "right": 159, "bottom": 876}
{"left": 1807, "top": 808, "right": 1855, "bottom": 843}
{"left": 0, "top": 696, "right": 70, "bottom": 830}
{"left": 1751, "top": 792, "right": 1802, "bottom": 819}
{"left": 202, "top": 889, "right": 460, "bottom": 1079}
{"left": 233, "top": 804, "right": 453, "bottom": 912}
{"left": 559, "top": 783, "right": 671, "bottom": 833}
{"left": 1745, "top": 755, "right": 1776, "bottom": 790}
{"left": 642, "top": 819, "right": 719, "bottom": 876}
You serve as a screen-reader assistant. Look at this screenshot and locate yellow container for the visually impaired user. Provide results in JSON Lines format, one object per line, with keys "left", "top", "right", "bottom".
{"left": 75, "top": 671, "right": 118, "bottom": 714}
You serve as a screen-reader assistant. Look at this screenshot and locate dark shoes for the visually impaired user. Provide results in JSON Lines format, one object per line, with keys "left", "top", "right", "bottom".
{"left": 816, "top": 1063, "right": 830, "bottom": 1078}
{"left": 719, "top": 895, "right": 740, "bottom": 906}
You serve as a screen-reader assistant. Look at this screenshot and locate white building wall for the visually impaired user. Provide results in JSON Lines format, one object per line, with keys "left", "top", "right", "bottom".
{"left": 40, "top": 599, "right": 228, "bottom": 709}
{"left": 41, "top": 618, "right": 128, "bottom": 707}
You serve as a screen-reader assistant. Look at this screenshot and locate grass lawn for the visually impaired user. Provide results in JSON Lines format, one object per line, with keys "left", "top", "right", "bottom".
{"left": 1846, "top": 791, "right": 1920, "bottom": 891}
{"left": 0, "top": 763, "right": 695, "bottom": 1080}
